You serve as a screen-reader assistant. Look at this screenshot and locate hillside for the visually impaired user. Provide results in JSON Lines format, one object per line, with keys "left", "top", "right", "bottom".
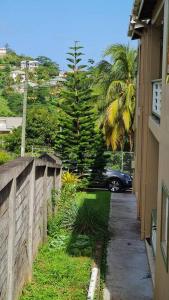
{"left": 0, "top": 49, "right": 61, "bottom": 117}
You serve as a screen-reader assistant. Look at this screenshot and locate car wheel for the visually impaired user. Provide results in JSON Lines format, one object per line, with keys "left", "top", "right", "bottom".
{"left": 108, "top": 178, "right": 121, "bottom": 192}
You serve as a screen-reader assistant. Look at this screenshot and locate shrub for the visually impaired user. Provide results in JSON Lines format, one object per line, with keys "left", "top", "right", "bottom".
{"left": 77, "top": 177, "right": 89, "bottom": 190}
{"left": 62, "top": 171, "right": 79, "bottom": 185}
{"left": 61, "top": 201, "right": 107, "bottom": 236}
{"left": 51, "top": 189, "right": 59, "bottom": 207}
{"left": 48, "top": 183, "right": 78, "bottom": 236}
{"left": 0, "top": 151, "right": 13, "bottom": 165}
{"left": 48, "top": 233, "right": 93, "bottom": 257}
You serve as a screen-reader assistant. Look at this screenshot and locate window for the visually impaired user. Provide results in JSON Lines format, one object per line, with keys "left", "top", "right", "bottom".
{"left": 161, "top": 184, "right": 169, "bottom": 271}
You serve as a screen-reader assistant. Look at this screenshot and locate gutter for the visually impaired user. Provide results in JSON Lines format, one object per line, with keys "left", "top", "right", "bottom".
{"left": 138, "top": 0, "right": 145, "bottom": 18}
{"left": 132, "top": 0, "right": 142, "bottom": 16}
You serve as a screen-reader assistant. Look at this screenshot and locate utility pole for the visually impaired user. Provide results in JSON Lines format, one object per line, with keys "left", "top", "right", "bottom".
{"left": 21, "top": 61, "right": 28, "bottom": 157}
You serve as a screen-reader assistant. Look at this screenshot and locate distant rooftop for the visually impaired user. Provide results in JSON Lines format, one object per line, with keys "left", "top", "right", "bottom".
{"left": 0, "top": 117, "right": 22, "bottom": 132}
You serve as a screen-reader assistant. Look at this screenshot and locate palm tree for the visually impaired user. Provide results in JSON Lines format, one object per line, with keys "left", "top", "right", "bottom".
{"left": 93, "top": 44, "right": 137, "bottom": 151}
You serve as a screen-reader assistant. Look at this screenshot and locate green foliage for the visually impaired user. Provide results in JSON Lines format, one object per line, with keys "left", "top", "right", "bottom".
{"left": 49, "top": 234, "right": 93, "bottom": 257}
{"left": 77, "top": 177, "right": 89, "bottom": 190}
{"left": 35, "top": 56, "right": 59, "bottom": 82}
{"left": 55, "top": 182, "right": 78, "bottom": 213}
{"left": 61, "top": 200, "right": 107, "bottom": 236}
{"left": 0, "top": 50, "right": 31, "bottom": 67}
{"left": 68, "top": 235, "right": 93, "bottom": 256}
{"left": 5, "top": 107, "right": 59, "bottom": 154}
{"left": 26, "top": 107, "right": 59, "bottom": 151}
{"left": 0, "top": 95, "right": 13, "bottom": 116}
{"left": 105, "top": 151, "right": 134, "bottom": 173}
{"left": 51, "top": 189, "right": 59, "bottom": 210}
{"left": 90, "top": 129, "right": 110, "bottom": 176}
{"left": 5, "top": 91, "right": 23, "bottom": 115}
{"left": 0, "top": 150, "right": 14, "bottom": 165}
{"left": 5, "top": 127, "right": 22, "bottom": 154}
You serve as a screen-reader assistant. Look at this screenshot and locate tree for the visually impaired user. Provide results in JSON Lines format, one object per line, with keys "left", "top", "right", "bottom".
{"left": 5, "top": 127, "right": 22, "bottom": 154}
{"left": 4, "top": 91, "right": 23, "bottom": 115}
{"left": 26, "top": 107, "right": 59, "bottom": 150}
{"left": 35, "top": 56, "right": 59, "bottom": 80}
{"left": 55, "top": 42, "right": 98, "bottom": 173}
{"left": 0, "top": 95, "right": 13, "bottom": 116}
{"left": 93, "top": 44, "right": 137, "bottom": 151}
{"left": 5, "top": 107, "right": 59, "bottom": 154}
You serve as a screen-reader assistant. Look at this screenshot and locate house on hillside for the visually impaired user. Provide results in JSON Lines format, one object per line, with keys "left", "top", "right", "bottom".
{"left": 0, "top": 117, "right": 22, "bottom": 134}
{"left": 21, "top": 60, "right": 40, "bottom": 70}
{"left": 48, "top": 76, "right": 66, "bottom": 86}
{"left": 10, "top": 69, "right": 26, "bottom": 82}
{"left": 129, "top": 0, "right": 169, "bottom": 299}
{"left": 0, "top": 48, "right": 7, "bottom": 57}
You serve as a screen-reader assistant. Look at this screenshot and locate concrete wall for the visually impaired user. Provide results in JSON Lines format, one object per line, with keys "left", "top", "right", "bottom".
{"left": 0, "top": 156, "right": 62, "bottom": 300}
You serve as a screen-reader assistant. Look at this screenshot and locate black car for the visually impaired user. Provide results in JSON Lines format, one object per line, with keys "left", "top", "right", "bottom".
{"left": 89, "top": 169, "right": 132, "bottom": 192}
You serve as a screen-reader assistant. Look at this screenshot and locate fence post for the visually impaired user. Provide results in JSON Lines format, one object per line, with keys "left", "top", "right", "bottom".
{"left": 27, "top": 161, "right": 35, "bottom": 281}
{"left": 43, "top": 165, "right": 48, "bottom": 242}
{"left": 6, "top": 178, "right": 16, "bottom": 300}
{"left": 56, "top": 167, "right": 62, "bottom": 190}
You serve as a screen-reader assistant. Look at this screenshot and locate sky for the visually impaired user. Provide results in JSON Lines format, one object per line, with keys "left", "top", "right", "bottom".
{"left": 0, "top": 0, "right": 136, "bottom": 70}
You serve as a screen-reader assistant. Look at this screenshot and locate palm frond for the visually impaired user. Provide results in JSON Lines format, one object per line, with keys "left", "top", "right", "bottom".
{"left": 106, "top": 80, "right": 125, "bottom": 102}
{"left": 110, "top": 125, "right": 119, "bottom": 150}
{"left": 122, "top": 109, "right": 131, "bottom": 131}
{"left": 106, "top": 99, "right": 119, "bottom": 126}
{"left": 125, "top": 82, "right": 135, "bottom": 108}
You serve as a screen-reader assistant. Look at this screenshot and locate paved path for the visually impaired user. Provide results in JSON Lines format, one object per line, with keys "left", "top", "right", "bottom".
{"left": 104, "top": 193, "right": 153, "bottom": 300}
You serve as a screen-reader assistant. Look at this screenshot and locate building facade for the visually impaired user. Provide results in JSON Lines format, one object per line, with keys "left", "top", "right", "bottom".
{"left": 129, "top": 0, "right": 169, "bottom": 299}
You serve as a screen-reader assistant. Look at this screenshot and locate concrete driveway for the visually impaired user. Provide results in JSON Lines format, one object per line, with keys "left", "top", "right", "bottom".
{"left": 104, "top": 193, "right": 153, "bottom": 300}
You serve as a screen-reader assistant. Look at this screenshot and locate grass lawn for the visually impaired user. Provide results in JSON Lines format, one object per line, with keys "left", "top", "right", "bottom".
{"left": 20, "top": 191, "right": 110, "bottom": 300}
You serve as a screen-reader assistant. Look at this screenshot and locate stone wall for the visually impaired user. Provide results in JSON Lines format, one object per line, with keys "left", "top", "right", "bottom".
{"left": 0, "top": 155, "right": 62, "bottom": 300}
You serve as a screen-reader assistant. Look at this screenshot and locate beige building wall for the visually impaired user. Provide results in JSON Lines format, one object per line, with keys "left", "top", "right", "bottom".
{"left": 130, "top": 0, "right": 169, "bottom": 299}
{"left": 155, "top": 87, "right": 169, "bottom": 299}
{"left": 135, "top": 25, "right": 161, "bottom": 239}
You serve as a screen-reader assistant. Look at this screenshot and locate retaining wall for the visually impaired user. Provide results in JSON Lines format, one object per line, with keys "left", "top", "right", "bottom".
{"left": 0, "top": 155, "right": 62, "bottom": 300}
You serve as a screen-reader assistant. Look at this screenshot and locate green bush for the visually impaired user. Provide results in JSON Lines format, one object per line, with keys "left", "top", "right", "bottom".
{"left": 48, "top": 183, "right": 78, "bottom": 237}
{"left": 0, "top": 151, "right": 13, "bottom": 165}
{"left": 77, "top": 177, "right": 89, "bottom": 190}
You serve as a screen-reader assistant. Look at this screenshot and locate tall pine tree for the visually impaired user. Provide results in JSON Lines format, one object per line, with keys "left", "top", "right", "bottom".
{"left": 55, "top": 42, "right": 98, "bottom": 173}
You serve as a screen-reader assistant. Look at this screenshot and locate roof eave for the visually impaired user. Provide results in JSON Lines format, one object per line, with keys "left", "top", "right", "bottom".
{"left": 128, "top": 0, "right": 157, "bottom": 38}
